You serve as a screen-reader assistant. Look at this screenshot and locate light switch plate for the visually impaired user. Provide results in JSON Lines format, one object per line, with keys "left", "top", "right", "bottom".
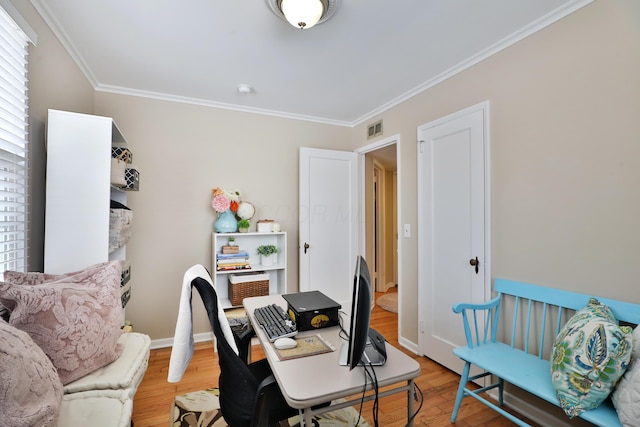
{"left": 403, "top": 224, "right": 411, "bottom": 238}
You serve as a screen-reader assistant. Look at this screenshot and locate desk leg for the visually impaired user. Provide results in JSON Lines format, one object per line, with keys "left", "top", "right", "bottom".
{"left": 407, "top": 379, "right": 415, "bottom": 427}
{"left": 303, "top": 408, "right": 313, "bottom": 427}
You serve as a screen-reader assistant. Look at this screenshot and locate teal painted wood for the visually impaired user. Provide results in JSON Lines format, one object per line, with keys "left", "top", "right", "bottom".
{"left": 450, "top": 278, "right": 639, "bottom": 427}
{"left": 495, "top": 278, "right": 640, "bottom": 324}
{"left": 452, "top": 295, "right": 500, "bottom": 348}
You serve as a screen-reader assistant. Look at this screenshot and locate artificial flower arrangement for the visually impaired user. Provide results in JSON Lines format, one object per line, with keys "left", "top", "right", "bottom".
{"left": 211, "top": 187, "right": 256, "bottom": 234}
{"left": 211, "top": 187, "right": 241, "bottom": 214}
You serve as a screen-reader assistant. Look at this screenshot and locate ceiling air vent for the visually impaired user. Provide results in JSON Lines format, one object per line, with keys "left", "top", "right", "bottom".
{"left": 367, "top": 120, "right": 383, "bottom": 139}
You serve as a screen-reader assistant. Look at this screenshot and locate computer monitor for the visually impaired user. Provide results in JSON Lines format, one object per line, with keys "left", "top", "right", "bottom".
{"left": 339, "top": 255, "right": 386, "bottom": 370}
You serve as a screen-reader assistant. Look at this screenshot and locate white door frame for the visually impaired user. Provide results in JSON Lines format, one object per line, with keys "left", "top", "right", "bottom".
{"left": 355, "top": 134, "right": 402, "bottom": 330}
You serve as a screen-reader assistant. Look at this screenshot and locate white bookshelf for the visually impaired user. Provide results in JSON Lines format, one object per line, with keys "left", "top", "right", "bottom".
{"left": 212, "top": 231, "right": 287, "bottom": 307}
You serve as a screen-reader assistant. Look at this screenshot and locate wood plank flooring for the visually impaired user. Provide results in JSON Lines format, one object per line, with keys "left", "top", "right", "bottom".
{"left": 132, "top": 291, "right": 539, "bottom": 427}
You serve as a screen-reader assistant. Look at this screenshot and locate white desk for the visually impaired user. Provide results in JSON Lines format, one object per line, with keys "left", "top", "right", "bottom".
{"left": 244, "top": 294, "right": 421, "bottom": 426}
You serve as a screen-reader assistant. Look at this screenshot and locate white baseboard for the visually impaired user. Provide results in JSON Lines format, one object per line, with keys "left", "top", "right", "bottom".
{"left": 384, "top": 282, "right": 397, "bottom": 292}
{"left": 398, "top": 336, "right": 418, "bottom": 354}
{"left": 150, "top": 332, "right": 213, "bottom": 350}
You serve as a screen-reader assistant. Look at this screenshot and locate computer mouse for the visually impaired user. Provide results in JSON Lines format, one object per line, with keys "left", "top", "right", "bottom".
{"left": 274, "top": 337, "right": 298, "bottom": 350}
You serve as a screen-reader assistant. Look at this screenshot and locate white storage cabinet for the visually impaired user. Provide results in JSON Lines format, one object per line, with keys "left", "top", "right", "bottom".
{"left": 212, "top": 232, "right": 287, "bottom": 307}
{"left": 44, "top": 109, "right": 135, "bottom": 304}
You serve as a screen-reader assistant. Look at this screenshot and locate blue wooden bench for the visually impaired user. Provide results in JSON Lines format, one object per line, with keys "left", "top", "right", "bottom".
{"left": 450, "top": 278, "right": 640, "bottom": 427}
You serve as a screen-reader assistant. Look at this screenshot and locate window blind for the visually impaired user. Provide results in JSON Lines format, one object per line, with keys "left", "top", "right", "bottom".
{"left": 0, "top": 5, "right": 29, "bottom": 273}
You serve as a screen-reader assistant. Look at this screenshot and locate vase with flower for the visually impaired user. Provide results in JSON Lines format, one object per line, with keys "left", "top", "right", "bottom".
{"left": 212, "top": 187, "right": 239, "bottom": 233}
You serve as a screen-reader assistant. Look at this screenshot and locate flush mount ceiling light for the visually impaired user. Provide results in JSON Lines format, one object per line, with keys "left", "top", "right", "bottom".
{"left": 267, "top": 0, "right": 338, "bottom": 29}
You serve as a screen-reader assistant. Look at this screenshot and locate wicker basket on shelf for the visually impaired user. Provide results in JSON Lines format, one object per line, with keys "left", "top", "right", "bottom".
{"left": 229, "top": 272, "right": 269, "bottom": 306}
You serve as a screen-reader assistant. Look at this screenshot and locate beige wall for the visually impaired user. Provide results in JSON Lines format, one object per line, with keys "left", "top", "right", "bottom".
{"left": 94, "top": 93, "right": 352, "bottom": 339}
{"left": 14, "top": 1, "right": 637, "bottom": 423}
{"left": 14, "top": 0, "right": 640, "bottom": 359}
{"left": 353, "top": 0, "right": 640, "bottom": 345}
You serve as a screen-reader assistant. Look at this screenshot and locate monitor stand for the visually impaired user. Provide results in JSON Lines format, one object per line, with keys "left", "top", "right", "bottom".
{"left": 338, "top": 329, "right": 387, "bottom": 367}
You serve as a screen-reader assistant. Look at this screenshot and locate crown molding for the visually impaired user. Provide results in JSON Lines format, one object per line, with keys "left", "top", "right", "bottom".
{"left": 31, "top": 0, "right": 592, "bottom": 128}
{"left": 352, "top": 0, "right": 594, "bottom": 126}
{"left": 30, "top": 0, "right": 98, "bottom": 86}
{"left": 95, "top": 84, "right": 353, "bottom": 127}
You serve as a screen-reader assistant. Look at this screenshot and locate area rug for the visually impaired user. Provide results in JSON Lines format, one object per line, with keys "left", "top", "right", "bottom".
{"left": 288, "top": 400, "right": 371, "bottom": 427}
{"left": 171, "top": 388, "right": 370, "bottom": 427}
{"left": 376, "top": 292, "right": 398, "bottom": 313}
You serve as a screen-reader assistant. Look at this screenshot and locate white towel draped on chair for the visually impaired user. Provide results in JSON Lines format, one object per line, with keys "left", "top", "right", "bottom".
{"left": 167, "top": 264, "right": 238, "bottom": 383}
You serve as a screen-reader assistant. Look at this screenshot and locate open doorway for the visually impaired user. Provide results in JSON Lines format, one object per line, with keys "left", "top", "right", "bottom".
{"left": 359, "top": 138, "right": 398, "bottom": 315}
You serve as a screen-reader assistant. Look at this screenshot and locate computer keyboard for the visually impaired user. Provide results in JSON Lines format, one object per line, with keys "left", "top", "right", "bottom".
{"left": 254, "top": 304, "right": 298, "bottom": 342}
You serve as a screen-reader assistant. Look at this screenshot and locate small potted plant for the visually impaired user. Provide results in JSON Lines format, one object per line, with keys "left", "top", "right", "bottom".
{"left": 257, "top": 245, "right": 278, "bottom": 266}
{"left": 237, "top": 219, "right": 250, "bottom": 233}
{"left": 228, "top": 236, "right": 236, "bottom": 246}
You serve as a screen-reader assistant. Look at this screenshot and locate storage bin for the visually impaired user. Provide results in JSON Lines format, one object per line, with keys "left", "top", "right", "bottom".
{"left": 123, "top": 166, "right": 140, "bottom": 190}
{"left": 256, "top": 220, "right": 273, "bottom": 233}
{"left": 111, "top": 146, "right": 133, "bottom": 163}
{"left": 119, "top": 260, "right": 131, "bottom": 287}
{"left": 229, "top": 272, "right": 269, "bottom": 306}
{"left": 109, "top": 207, "right": 133, "bottom": 253}
{"left": 120, "top": 281, "right": 132, "bottom": 308}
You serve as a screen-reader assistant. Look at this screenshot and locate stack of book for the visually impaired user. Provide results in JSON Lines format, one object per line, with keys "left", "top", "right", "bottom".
{"left": 216, "top": 250, "right": 251, "bottom": 271}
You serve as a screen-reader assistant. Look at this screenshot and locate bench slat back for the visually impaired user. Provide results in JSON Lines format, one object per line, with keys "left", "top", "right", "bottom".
{"left": 454, "top": 296, "right": 501, "bottom": 349}
{"left": 454, "top": 279, "right": 640, "bottom": 358}
{"left": 495, "top": 279, "right": 640, "bottom": 325}
{"left": 508, "top": 296, "right": 568, "bottom": 358}
{"left": 494, "top": 278, "right": 640, "bottom": 360}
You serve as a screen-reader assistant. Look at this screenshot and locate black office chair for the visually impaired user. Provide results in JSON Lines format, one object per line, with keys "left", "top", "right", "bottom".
{"left": 189, "top": 276, "right": 298, "bottom": 427}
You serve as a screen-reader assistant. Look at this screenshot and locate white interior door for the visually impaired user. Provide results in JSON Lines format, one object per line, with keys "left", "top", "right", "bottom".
{"left": 417, "top": 103, "right": 490, "bottom": 374}
{"left": 299, "top": 147, "right": 359, "bottom": 307}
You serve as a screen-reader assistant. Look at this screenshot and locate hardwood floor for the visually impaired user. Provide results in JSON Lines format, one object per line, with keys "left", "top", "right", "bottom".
{"left": 132, "top": 291, "right": 539, "bottom": 427}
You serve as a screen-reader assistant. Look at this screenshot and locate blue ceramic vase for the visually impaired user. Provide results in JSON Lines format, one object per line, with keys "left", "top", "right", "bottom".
{"left": 214, "top": 209, "right": 238, "bottom": 233}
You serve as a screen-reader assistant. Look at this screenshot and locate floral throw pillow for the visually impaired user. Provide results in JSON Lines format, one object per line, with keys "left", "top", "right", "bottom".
{"left": 0, "top": 261, "right": 123, "bottom": 384}
{"left": 3, "top": 270, "right": 64, "bottom": 285}
{"left": 2, "top": 263, "right": 124, "bottom": 286}
{"left": 551, "top": 298, "right": 632, "bottom": 418}
{"left": 0, "top": 318, "right": 63, "bottom": 427}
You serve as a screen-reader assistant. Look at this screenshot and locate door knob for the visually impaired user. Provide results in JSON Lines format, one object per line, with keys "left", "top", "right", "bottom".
{"left": 469, "top": 257, "right": 479, "bottom": 274}
{"left": 304, "top": 242, "right": 310, "bottom": 254}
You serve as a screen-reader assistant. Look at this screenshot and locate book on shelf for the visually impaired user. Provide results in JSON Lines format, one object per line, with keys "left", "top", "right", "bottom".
{"left": 217, "top": 263, "right": 249, "bottom": 270}
{"left": 217, "top": 250, "right": 249, "bottom": 259}
{"left": 217, "top": 265, "right": 252, "bottom": 271}
{"left": 217, "top": 258, "right": 249, "bottom": 265}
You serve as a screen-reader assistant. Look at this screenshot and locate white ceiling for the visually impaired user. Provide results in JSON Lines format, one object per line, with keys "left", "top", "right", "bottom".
{"left": 31, "top": 0, "right": 588, "bottom": 126}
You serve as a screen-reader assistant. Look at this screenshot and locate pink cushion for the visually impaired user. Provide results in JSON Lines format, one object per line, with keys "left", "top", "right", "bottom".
{"left": 0, "top": 261, "right": 123, "bottom": 384}
{"left": 3, "top": 270, "right": 61, "bottom": 285}
{"left": 0, "top": 318, "right": 63, "bottom": 426}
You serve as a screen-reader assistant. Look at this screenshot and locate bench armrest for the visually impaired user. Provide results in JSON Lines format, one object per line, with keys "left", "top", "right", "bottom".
{"left": 452, "top": 295, "right": 501, "bottom": 314}
{"left": 452, "top": 294, "right": 501, "bottom": 348}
